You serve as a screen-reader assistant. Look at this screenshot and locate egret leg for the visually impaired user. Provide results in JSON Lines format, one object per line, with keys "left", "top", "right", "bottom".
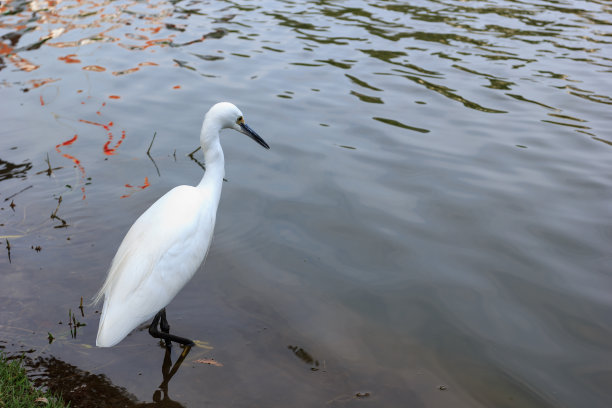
{"left": 160, "top": 309, "right": 170, "bottom": 333}
{"left": 148, "top": 309, "right": 195, "bottom": 348}
{"left": 159, "top": 309, "right": 172, "bottom": 348}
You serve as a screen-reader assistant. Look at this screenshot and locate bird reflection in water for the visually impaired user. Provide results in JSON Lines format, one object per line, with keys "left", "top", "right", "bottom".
{"left": 143, "top": 346, "right": 192, "bottom": 408}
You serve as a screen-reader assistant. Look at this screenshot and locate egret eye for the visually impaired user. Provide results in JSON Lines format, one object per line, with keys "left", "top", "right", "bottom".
{"left": 236, "top": 116, "right": 244, "bottom": 124}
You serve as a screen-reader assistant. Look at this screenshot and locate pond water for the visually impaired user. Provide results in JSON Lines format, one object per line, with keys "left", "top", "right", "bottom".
{"left": 1, "top": 0, "right": 612, "bottom": 406}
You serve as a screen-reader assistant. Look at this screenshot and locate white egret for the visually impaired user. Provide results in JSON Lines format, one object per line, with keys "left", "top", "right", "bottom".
{"left": 94, "top": 102, "right": 269, "bottom": 348}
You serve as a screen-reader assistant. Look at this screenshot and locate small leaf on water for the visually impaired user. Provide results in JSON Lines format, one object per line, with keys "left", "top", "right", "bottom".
{"left": 192, "top": 340, "right": 213, "bottom": 349}
{"left": 195, "top": 358, "right": 223, "bottom": 367}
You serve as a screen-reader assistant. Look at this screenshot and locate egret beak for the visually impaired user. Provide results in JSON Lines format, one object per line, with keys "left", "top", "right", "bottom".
{"left": 240, "top": 122, "right": 270, "bottom": 149}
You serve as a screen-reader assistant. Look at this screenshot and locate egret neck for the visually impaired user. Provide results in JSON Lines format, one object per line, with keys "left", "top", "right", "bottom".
{"left": 197, "top": 120, "right": 225, "bottom": 193}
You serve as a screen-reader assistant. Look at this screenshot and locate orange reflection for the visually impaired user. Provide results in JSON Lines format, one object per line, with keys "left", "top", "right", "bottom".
{"left": 55, "top": 134, "right": 87, "bottom": 200}
{"left": 2, "top": 42, "right": 40, "bottom": 71}
{"left": 78, "top": 100, "right": 126, "bottom": 156}
{"left": 125, "top": 33, "right": 148, "bottom": 41}
{"left": 58, "top": 134, "right": 78, "bottom": 147}
{"left": 0, "top": 43, "right": 12, "bottom": 56}
{"left": 1, "top": 0, "right": 180, "bottom": 78}
{"left": 29, "top": 78, "right": 60, "bottom": 88}
{"left": 112, "top": 67, "right": 139, "bottom": 76}
{"left": 10, "top": 55, "right": 39, "bottom": 71}
{"left": 58, "top": 54, "right": 80, "bottom": 63}
{"left": 118, "top": 37, "right": 173, "bottom": 51}
{"left": 79, "top": 119, "right": 113, "bottom": 131}
{"left": 120, "top": 177, "right": 150, "bottom": 199}
{"left": 96, "top": 102, "right": 106, "bottom": 115}
{"left": 103, "top": 129, "right": 126, "bottom": 155}
{"left": 83, "top": 65, "right": 106, "bottom": 72}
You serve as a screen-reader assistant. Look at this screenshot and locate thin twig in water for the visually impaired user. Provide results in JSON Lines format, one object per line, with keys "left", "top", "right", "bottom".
{"left": 36, "top": 154, "right": 62, "bottom": 176}
{"left": 50, "top": 196, "right": 69, "bottom": 229}
{"left": 68, "top": 309, "right": 74, "bottom": 338}
{"left": 187, "top": 146, "right": 201, "bottom": 157}
{"left": 147, "top": 132, "right": 157, "bottom": 155}
{"left": 147, "top": 132, "right": 161, "bottom": 177}
{"left": 45, "top": 153, "right": 52, "bottom": 176}
{"left": 79, "top": 296, "right": 84, "bottom": 317}
{"left": 187, "top": 147, "right": 206, "bottom": 171}
{"left": 6, "top": 239, "right": 11, "bottom": 263}
{"left": 187, "top": 146, "right": 225, "bottom": 180}
{"left": 4, "top": 185, "right": 33, "bottom": 201}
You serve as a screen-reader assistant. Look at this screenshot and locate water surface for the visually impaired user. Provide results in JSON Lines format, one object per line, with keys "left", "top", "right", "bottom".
{"left": 1, "top": 0, "right": 612, "bottom": 406}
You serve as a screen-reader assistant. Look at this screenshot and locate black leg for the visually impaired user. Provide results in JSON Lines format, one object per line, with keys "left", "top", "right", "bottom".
{"left": 159, "top": 308, "right": 172, "bottom": 348}
{"left": 148, "top": 311, "right": 161, "bottom": 336}
{"left": 160, "top": 308, "right": 170, "bottom": 333}
{"left": 148, "top": 309, "right": 195, "bottom": 348}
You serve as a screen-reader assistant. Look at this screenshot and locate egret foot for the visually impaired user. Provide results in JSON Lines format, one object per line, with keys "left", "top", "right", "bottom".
{"left": 148, "top": 308, "right": 195, "bottom": 348}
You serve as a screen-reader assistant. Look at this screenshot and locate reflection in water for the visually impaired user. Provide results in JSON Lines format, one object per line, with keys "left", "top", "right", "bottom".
{"left": 24, "top": 347, "right": 192, "bottom": 408}
{"left": 0, "top": 0, "right": 233, "bottom": 75}
{"left": 0, "top": 157, "right": 31, "bottom": 182}
{"left": 146, "top": 346, "right": 192, "bottom": 408}
{"left": 50, "top": 196, "right": 69, "bottom": 229}
{"left": 1, "top": 0, "right": 609, "bottom": 136}
{"left": 54, "top": 134, "right": 87, "bottom": 200}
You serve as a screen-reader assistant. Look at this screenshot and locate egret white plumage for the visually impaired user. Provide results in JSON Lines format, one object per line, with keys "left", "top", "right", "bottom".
{"left": 94, "top": 102, "right": 269, "bottom": 348}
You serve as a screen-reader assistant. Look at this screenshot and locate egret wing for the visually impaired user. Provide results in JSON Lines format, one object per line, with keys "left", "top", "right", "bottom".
{"left": 96, "top": 185, "right": 216, "bottom": 347}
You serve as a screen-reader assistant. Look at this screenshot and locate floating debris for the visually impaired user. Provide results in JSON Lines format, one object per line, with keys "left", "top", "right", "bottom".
{"left": 79, "top": 296, "right": 84, "bottom": 317}
{"left": 50, "top": 196, "right": 69, "bottom": 229}
{"left": 288, "top": 345, "right": 321, "bottom": 371}
{"left": 35, "top": 153, "right": 62, "bottom": 176}
{"left": 6, "top": 238, "right": 11, "bottom": 263}
{"left": 194, "top": 358, "right": 223, "bottom": 367}
{"left": 68, "top": 308, "right": 86, "bottom": 339}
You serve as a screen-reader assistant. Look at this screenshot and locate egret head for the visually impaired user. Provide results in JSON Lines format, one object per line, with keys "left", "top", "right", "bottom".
{"left": 206, "top": 102, "right": 269, "bottom": 149}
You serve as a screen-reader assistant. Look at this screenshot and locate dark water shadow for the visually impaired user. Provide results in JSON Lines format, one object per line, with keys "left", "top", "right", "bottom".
{"left": 23, "top": 346, "right": 192, "bottom": 408}
{"left": 0, "top": 157, "right": 32, "bottom": 182}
